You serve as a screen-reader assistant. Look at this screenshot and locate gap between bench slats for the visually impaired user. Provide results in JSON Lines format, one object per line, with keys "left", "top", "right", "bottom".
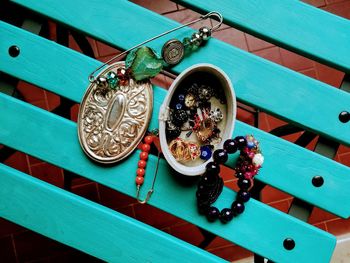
{"left": 0, "top": 164, "right": 226, "bottom": 263}
{"left": 9, "top": 0, "right": 350, "bottom": 147}
{"left": 0, "top": 93, "right": 336, "bottom": 263}
{"left": 175, "top": 0, "right": 350, "bottom": 72}
{"left": 0, "top": 21, "right": 349, "bottom": 219}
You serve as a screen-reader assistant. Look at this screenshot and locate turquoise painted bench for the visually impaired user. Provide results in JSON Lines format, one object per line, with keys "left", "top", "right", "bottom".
{"left": 1, "top": 0, "right": 349, "bottom": 262}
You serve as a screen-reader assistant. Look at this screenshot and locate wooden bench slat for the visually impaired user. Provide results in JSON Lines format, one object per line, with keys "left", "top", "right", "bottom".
{"left": 1, "top": 21, "right": 349, "bottom": 219}
{"left": 9, "top": 0, "right": 350, "bottom": 147}
{"left": 175, "top": 0, "right": 350, "bottom": 72}
{"left": 0, "top": 164, "right": 225, "bottom": 263}
{"left": 0, "top": 93, "right": 336, "bottom": 263}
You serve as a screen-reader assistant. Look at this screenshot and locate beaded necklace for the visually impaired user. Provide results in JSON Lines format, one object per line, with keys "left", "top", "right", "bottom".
{"left": 197, "top": 135, "right": 264, "bottom": 223}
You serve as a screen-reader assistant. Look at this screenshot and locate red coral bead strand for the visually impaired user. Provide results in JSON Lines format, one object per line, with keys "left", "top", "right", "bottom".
{"left": 135, "top": 135, "right": 153, "bottom": 186}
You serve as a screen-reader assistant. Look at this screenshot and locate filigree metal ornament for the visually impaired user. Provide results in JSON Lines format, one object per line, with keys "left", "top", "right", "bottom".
{"left": 80, "top": 11, "right": 223, "bottom": 165}
{"left": 78, "top": 61, "right": 153, "bottom": 164}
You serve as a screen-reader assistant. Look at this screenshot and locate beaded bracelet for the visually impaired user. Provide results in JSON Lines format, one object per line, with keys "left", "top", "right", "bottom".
{"left": 196, "top": 135, "right": 264, "bottom": 223}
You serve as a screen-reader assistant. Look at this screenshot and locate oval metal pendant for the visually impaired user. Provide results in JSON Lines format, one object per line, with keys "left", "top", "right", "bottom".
{"left": 78, "top": 61, "right": 153, "bottom": 164}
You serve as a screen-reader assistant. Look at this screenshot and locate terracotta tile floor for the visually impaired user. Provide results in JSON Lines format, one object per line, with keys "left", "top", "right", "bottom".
{"left": 1, "top": 0, "right": 350, "bottom": 262}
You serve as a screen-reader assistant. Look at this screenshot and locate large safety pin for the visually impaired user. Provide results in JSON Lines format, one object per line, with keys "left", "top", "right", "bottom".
{"left": 136, "top": 151, "right": 162, "bottom": 204}
{"left": 88, "top": 11, "right": 223, "bottom": 83}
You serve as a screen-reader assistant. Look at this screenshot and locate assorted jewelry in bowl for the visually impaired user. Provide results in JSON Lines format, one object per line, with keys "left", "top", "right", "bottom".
{"left": 196, "top": 135, "right": 264, "bottom": 223}
{"left": 166, "top": 82, "right": 227, "bottom": 165}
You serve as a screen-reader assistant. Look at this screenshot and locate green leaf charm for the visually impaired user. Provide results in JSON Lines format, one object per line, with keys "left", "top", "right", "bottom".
{"left": 125, "top": 49, "right": 137, "bottom": 69}
{"left": 125, "top": 46, "right": 164, "bottom": 81}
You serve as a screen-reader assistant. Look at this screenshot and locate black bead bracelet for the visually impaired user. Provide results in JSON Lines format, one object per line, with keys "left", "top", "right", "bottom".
{"left": 196, "top": 135, "right": 264, "bottom": 223}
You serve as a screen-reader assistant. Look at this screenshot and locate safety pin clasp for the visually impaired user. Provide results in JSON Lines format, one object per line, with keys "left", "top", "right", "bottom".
{"left": 136, "top": 146, "right": 161, "bottom": 204}
{"left": 88, "top": 11, "right": 223, "bottom": 83}
{"left": 201, "top": 11, "right": 223, "bottom": 31}
{"left": 136, "top": 185, "right": 154, "bottom": 204}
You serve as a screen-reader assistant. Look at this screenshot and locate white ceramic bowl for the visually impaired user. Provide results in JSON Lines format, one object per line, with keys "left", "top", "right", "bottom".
{"left": 159, "top": 63, "right": 236, "bottom": 176}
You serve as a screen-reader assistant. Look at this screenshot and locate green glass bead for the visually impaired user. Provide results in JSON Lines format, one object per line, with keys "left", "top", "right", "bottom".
{"left": 183, "top": 37, "right": 193, "bottom": 54}
{"left": 127, "top": 46, "right": 163, "bottom": 81}
{"left": 106, "top": 71, "right": 119, "bottom": 90}
{"left": 191, "top": 44, "right": 199, "bottom": 51}
{"left": 191, "top": 32, "right": 203, "bottom": 47}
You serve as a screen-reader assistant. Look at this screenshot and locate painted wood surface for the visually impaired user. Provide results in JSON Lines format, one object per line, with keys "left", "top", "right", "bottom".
{"left": 0, "top": 164, "right": 225, "bottom": 263}
{"left": 0, "top": 92, "right": 336, "bottom": 263}
{"left": 0, "top": 1, "right": 347, "bottom": 261}
{"left": 176, "top": 0, "right": 350, "bottom": 72}
{"left": 0, "top": 21, "right": 349, "bottom": 219}
{"left": 10, "top": 0, "right": 350, "bottom": 147}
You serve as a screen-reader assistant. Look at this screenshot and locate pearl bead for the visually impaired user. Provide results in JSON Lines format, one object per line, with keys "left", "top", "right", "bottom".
{"left": 138, "top": 160, "right": 146, "bottom": 168}
{"left": 135, "top": 176, "right": 144, "bottom": 185}
{"left": 144, "top": 136, "right": 153, "bottom": 144}
{"left": 213, "top": 149, "right": 228, "bottom": 164}
{"left": 219, "top": 208, "right": 234, "bottom": 223}
{"left": 141, "top": 144, "right": 151, "bottom": 152}
{"left": 238, "top": 178, "right": 251, "bottom": 190}
{"left": 140, "top": 151, "right": 148, "bottom": 161}
{"left": 191, "top": 32, "right": 203, "bottom": 47}
{"left": 183, "top": 37, "right": 193, "bottom": 54}
{"left": 206, "top": 207, "right": 220, "bottom": 222}
{"left": 252, "top": 153, "right": 264, "bottom": 167}
{"left": 232, "top": 201, "right": 245, "bottom": 215}
{"left": 237, "top": 190, "right": 251, "bottom": 203}
{"left": 234, "top": 136, "right": 247, "bottom": 149}
{"left": 199, "top": 26, "right": 211, "bottom": 40}
{"left": 137, "top": 168, "right": 145, "bottom": 177}
{"left": 223, "top": 139, "right": 238, "bottom": 154}
{"left": 206, "top": 162, "right": 220, "bottom": 175}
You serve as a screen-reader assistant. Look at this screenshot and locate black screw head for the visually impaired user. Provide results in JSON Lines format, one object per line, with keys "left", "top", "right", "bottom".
{"left": 9, "top": 45, "right": 20, "bottom": 57}
{"left": 283, "top": 238, "right": 295, "bottom": 250}
{"left": 312, "top": 175, "right": 324, "bottom": 187}
{"left": 339, "top": 111, "right": 350, "bottom": 123}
